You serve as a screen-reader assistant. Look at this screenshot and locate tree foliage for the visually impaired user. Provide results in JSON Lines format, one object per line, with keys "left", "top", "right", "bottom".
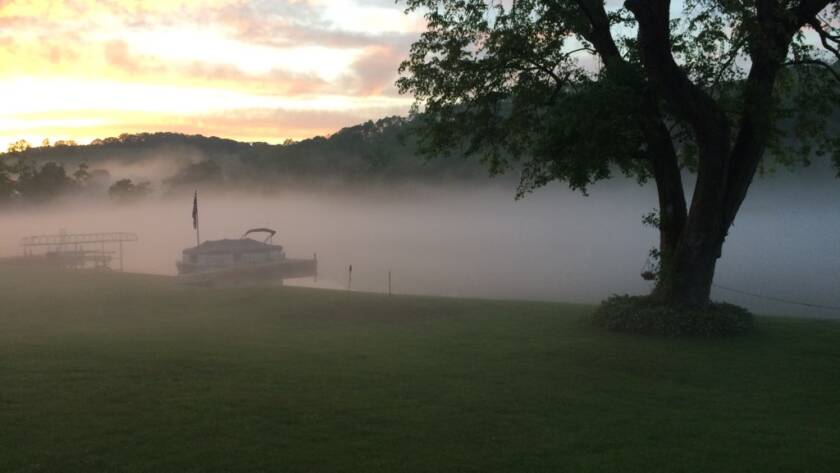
{"left": 108, "top": 178, "right": 152, "bottom": 203}
{"left": 6, "top": 139, "right": 31, "bottom": 154}
{"left": 0, "top": 158, "right": 90, "bottom": 204}
{"left": 398, "top": 0, "right": 840, "bottom": 193}
{"left": 0, "top": 120, "right": 494, "bottom": 196}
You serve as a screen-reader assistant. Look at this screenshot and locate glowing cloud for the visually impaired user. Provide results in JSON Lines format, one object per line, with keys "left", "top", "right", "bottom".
{"left": 0, "top": 0, "right": 422, "bottom": 149}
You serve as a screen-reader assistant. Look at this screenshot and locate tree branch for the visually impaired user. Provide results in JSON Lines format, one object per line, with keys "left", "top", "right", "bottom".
{"left": 522, "top": 58, "right": 563, "bottom": 84}
{"left": 624, "top": 0, "right": 730, "bottom": 147}
{"left": 573, "top": 0, "right": 687, "bottom": 244}
{"left": 718, "top": 1, "right": 828, "bottom": 228}
{"left": 711, "top": 32, "right": 749, "bottom": 93}
{"left": 573, "top": 0, "right": 623, "bottom": 61}
{"left": 809, "top": 18, "right": 840, "bottom": 61}
{"left": 722, "top": 62, "right": 785, "bottom": 228}
{"left": 791, "top": 0, "right": 834, "bottom": 31}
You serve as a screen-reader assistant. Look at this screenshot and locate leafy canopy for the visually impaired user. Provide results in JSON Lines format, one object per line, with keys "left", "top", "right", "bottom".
{"left": 397, "top": 0, "right": 840, "bottom": 194}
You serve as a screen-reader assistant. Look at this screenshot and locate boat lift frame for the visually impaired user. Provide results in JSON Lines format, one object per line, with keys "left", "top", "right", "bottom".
{"left": 20, "top": 232, "right": 139, "bottom": 271}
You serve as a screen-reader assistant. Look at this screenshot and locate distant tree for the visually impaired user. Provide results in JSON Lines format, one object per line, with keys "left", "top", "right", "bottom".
{"left": 16, "top": 162, "right": 76, "bottom": 201}
{"left": 87, "top": 169, "right": 112, "bottom": 188}
{"left": 164, "top": 160, "right": 224, "bottom": 190}
{"left": 6, "top": 139, "right": 31, "bottom": 154}
{"left": 53, "top": 139, "right": 78, "bottom": 147}
{"left": 108, "top": 178, "right": 152, "bottom": 203}
{"left": 0, "top": 159, "right": 14, "bottom": 202}
{"left": 73, "top": 163, "right": 90, "bottom": 186}
{"left": 398, "top": 0, "right": 840, "bottom": 308}
{"left": 40, "top": 138, "right": 50, "bottom": 148}
{"left": 9, "top": 156, "right": 35, "bottom": 181}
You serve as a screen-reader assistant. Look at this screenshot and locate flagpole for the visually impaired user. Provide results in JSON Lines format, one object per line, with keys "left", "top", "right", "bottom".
{"left": 193, "top": 190, "right": 201, "bottom": 247}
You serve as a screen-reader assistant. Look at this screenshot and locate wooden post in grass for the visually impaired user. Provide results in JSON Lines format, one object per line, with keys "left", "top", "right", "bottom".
{"left": 348, "top": 264, "right": 352, "bottom": 291}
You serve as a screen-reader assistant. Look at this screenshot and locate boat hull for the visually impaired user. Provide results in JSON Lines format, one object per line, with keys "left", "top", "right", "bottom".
{"left": 176, "top": 258, "right": 317, "bottom": 286}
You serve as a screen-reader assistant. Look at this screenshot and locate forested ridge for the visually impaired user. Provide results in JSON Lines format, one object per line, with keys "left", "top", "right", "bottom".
{"left": 0, "top": 116, "right": 497, "bottom": 205}
{"left": 1, "top": 98, "right": 836, "bottom": 206}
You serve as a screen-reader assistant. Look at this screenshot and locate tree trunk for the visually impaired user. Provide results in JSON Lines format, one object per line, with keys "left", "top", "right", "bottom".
{"left": 651, "top": 67, "right": 778, "bottom": 308}
{"left": 623, "top": 0, "right": 810, "bottom": 310}
{"left": 640, "top": 99, "right": 687, "bottom": 259}
{"left": 652, "top": 129, "right": 731, "bottom": 308}
{"left": 660, "top": 227, "right": 726, "bottom": 307}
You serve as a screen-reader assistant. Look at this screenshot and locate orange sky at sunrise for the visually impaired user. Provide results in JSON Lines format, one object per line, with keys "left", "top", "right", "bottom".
{"left": 0, "top": 0, "right": 425, "bottom": 149}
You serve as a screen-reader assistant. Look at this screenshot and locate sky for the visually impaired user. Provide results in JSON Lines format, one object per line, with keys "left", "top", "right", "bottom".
{"left": 0, "top": 0, "right": 426, "bottom": 149}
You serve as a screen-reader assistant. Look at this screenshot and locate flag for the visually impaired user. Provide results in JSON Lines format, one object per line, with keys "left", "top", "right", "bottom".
{"left": 192, "top": 191, "right": 198, "bottom": 229}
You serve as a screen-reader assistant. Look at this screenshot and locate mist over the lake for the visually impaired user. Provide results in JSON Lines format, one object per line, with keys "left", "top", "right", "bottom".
{"left": 1, "top": 166, "right": 838, "bottom": 317}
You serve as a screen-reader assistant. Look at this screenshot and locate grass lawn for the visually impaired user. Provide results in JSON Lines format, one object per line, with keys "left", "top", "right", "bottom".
{"left": 1, "top": 266, "right": 839, "bottom": 472}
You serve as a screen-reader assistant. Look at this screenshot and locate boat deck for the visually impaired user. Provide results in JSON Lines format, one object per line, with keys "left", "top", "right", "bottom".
{"left": 176, "top": 258, "right": 317, "bottom": 286}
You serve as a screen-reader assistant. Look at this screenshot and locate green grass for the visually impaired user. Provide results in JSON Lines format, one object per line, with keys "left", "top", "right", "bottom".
{"left": 1, "top": 266, "right": 839, "bottom": 472}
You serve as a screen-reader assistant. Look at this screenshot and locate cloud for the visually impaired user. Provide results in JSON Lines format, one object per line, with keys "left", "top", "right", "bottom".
{"left": 342, "top": 46, "right": 405, "bottom": 96}
{"left": 104, "top": 40, "right": 162, "bottom": 75}
{"left": 213, "top": 0, "right": 421, "bottom": 51}
{"left": 100, "top": 39, "right": 330, "bottom": 95}
{"left": 194, "top": 106, "right": 412, "bottom": 138}
{"left": 0, "top": 0, "right": 424, "bottom": 146}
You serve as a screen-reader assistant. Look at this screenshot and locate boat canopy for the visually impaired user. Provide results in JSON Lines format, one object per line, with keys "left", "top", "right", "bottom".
{"left": 242, "top": 228, "right": 276, "bottom": 243}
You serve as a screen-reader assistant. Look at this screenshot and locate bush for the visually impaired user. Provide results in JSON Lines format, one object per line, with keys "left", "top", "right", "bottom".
{"left": 593, "top": 295, "right": 753, "bottom": 337}
{"left": 108, "top": 178, "right": 152, "bottom": 203}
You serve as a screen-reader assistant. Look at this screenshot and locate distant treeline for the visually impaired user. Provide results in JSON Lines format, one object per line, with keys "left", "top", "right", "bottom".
{"left": 0, "top": 116, "right": 498, "bottom": 205}
{"left": 3, "top": 109, "right": 834, "bottom": 207}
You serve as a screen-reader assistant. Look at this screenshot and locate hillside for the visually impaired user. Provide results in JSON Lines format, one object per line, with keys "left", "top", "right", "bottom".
{"left": 0, "top": 117, "right": 495, "bottom": 194}
{"left": 1, "top": 102, "right": 837, "bottom": 205}
{"left": 1, "top": 266, "right": 839, "bottom": 472}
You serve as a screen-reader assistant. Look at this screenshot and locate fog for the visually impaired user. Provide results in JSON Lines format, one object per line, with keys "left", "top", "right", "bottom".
{"left": 1, "top": 171, "right": 839, "bottom": 317}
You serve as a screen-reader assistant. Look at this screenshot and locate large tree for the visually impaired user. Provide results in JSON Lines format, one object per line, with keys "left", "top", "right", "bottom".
{"left": 398, "top": 0, "right": 840, "bottom": 307}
